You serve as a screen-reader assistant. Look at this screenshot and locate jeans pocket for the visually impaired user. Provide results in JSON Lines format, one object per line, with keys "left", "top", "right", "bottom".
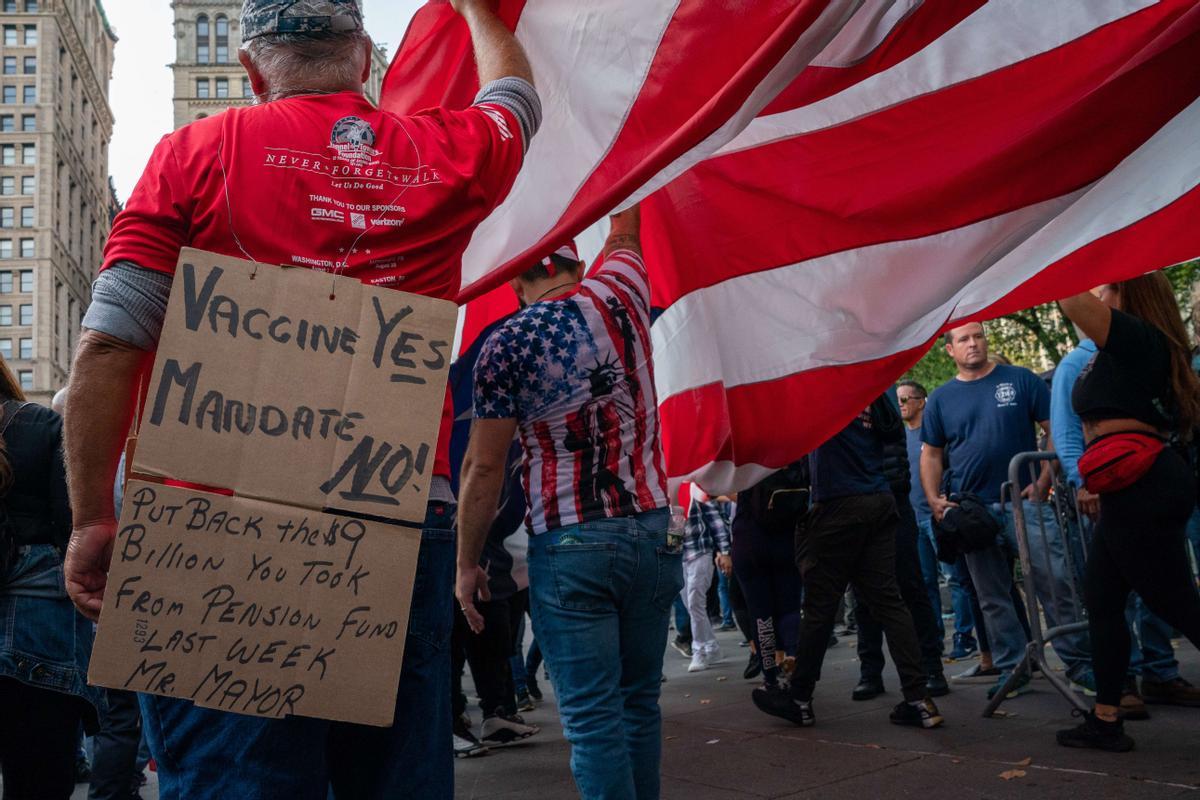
{"left": 652, "top": 547, "right": 684, "bottom": 612}
{"left": 546, "top": 542, "right": 617, "bottom": 612}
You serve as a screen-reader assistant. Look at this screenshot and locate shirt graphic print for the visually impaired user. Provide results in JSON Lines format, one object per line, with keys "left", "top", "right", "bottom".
{"left": 473, "top": 250, "right": 668, "bottom": 534}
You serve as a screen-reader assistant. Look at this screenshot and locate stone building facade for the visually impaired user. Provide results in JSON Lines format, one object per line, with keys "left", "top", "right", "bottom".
{"left": 171, "top": 1, "right": 390, "bottom": 131}
{"left": 0, "top": 0, "right": 115, "bottom": 404}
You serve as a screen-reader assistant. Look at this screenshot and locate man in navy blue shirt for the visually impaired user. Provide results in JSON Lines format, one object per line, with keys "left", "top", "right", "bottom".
{"left": 899, "top": 380, "right": 976, "bottom": 661}
{"left": 753, "top": 400, "right": 945, "bottom": 729}
{"left": 920, "top": 323, "right": 1092, "bottom": 700}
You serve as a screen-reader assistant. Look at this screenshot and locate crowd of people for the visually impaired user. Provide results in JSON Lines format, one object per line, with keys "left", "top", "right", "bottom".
{"left": 0, "top": 1, "right": 1198, "bottom": 798}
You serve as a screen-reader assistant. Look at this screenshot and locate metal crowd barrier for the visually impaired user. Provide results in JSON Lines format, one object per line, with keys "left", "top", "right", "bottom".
{"left": 983, "top": 450, "right": 1091, "bottom": 718}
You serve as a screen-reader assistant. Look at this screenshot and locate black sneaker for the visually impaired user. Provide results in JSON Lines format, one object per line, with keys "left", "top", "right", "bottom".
{"left": 481, "top": 714, "right": 540, "bottom": 747}
{"left": 743, "top": 651, "right": 763, "bottom": 680}
{"left": 926, "top": 673, "right": 950, "bottom": 698}
{"left": 527, "top": 676, "right": 543, "bottom": 701}
{"left": 752, "top": 684, "right": 814, "bottom": 727}
{"left": 1056, "top": 711, "right": 1135, "bottom": 752}
{"left": 670, "top": 637, "right": 693, "bottom": 658}
{"left": 852, "top": 678, "right": 885, "bottom": 701}
{"left": 890, "top": 698, "right": 944, "bottom": 729}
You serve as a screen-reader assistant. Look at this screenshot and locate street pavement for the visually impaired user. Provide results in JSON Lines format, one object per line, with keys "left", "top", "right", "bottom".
{"left": 63, "top": 626, "right": 1200, "bottom": 799}
{"left": 454, "top": 627, "right": 1200, "bottom": 800}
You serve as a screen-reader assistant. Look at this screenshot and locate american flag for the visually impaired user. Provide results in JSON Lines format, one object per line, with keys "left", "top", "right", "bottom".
{"left": 383, "top": 0, "right": 1200, "bottom": 493}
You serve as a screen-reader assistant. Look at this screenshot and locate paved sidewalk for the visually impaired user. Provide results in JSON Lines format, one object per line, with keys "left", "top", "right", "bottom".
{"left": 59, "top": 628, "right": 1200, "bottom": 799}
{"left": 454, "top": 628, "right": 1200, "bottom": 799}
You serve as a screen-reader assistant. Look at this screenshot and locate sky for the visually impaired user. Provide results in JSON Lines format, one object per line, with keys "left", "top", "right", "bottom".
{"left": 104, "top": 0, "right": 424, "bottom": 202}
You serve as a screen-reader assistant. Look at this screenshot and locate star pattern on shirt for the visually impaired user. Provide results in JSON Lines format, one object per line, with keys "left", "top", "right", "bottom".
{"left": 474, "top": 302, "right": 594, "bottom": 419}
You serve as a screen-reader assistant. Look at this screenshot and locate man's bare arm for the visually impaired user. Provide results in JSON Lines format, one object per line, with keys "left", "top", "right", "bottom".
{"left": 456, "top": 416, "right": 518, "bottom": 632}
{"left": 63, "top": 329, "right": 151, "bottom": 620}
{"left": 454, "top": 0, "right": 534, "bottom": 86}
{"left": 920, "top": 443, "right": 955, "bottom": 522}
{"left": 605, "top": 205, "right": 641, "bottom": 259}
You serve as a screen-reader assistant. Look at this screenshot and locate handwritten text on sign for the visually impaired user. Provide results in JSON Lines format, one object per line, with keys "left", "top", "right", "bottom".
{"left": 132, "top": 249, "right": 459, "bottom": 523}
{"left": 89, "top": 481, "right": 420, "bottom": 726}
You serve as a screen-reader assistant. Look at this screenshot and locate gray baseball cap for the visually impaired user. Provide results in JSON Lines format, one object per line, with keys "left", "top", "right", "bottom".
{"left": 241, "top": 0, "right": 364, "bottom": 42}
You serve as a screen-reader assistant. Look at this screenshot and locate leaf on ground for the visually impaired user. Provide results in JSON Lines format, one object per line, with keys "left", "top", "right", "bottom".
{"left": 666, "top": 736, "right": 678, "bottom": 741}
{"left": 864, "top": 744, "right": 883, "bottom": 750}
{"left": 1015, "top": 757, "right": 1032, "bottom": 767}
{"left": 684, "top": 694, "right": 691, "bottom": 698}
{"left": 706, "top": 739, "right": 720, "bottom": 745}
{"left": 951, "top": 759, "right": 963, "bottom": 764}
{"left": 716, "top": 676, "right": 728, "bottom": 682}
{"left": 700, "top": 699, "right": 712, "bottom": 705}
{"left": 999, "top": 769, "right": 1027, "bottom": 781}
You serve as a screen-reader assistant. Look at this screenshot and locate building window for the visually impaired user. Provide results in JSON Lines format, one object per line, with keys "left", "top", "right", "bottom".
{"left": 19, "top": 207, "right": 32, "bottom": 227}
{"left": 19, "top": 238, "right": 31, "bottom": 258}
{"left": 22, "top": 85, "right": 34, "bottom": 104}
{"left": 0, "top": 178, "right": 12, "bottom": 196}
{"left": 20, "top": 176, "right": 32, "bottom": 195}
{"left": 21, "top": 143, "right": 33, "bottom": 165}
{"left": 2, "top": 1, "right": 14, "bottom": 13}
{"left": 0, "top": 114, "right": 11, "bottom": 131}
{"left": 23, "top": 25, "right": 35, "bottom": 45}
{"left": 20, "top": 113, "right": 32, "bottom": 131}
{"left": 3, "top": 58, "right": 16, "bottom": 76}
{"left": 196, "top": 15, "right": 211, "bottom": 64}
{"left": 2, "top": 26, "right": 15, "bottom": 46}
{"left": 22, "top": 57, "right": 35, "bottom": 75}
{"left": 19, "top": 270, "right": 31, "bottom": 293}
{"left": 0, "top": 340, "right": 9, "bottom": 359}
{"left": 24, "top": 0, "right": 37, "bottom": 12}
{"left": 0, "top": 145, "right": 12, "bottom": 165}
{"left": 18, "top": 336, "right": 30, "bottom": 359}
{"left": 18, "top": 304, "right": 31, "bottom": 325}
{"left": 2, "top": 86, "right": 15, "bottom": 104}
{"left": 215, "top": 15, "right": 229, "bottom": 63}
{"left": 0, "top": 209, "right": 12, "bottom": 228}
{"left": 196, "top": 78, "right": 210, "bottom": 99}
{"left": 242, "top": 77, "right": 252, "bottom": 98}
{"left": 0, "top": 306, "right": 11, "bottom": 325}
{"left": 0, "top": 244, "right": 9, "bottom": 261}
{"left": 215, "top": 78, "right": 228, "bottom": 98}
{"left": 17, "top": 370, "right": 30, "bottom": 390}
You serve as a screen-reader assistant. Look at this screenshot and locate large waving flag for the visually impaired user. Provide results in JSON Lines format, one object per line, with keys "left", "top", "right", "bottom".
{"left": 384, "top": 0, "right": 1200, "bottom": 493}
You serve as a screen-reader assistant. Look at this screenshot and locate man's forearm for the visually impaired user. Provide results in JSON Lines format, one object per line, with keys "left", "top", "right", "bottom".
{"left": 456, "top": 461, "right": 506, "bottom": 568}
{"left": 605, "top": 206, "right": 641, "bottom": 257}
{"left": 919, "top": 451, "right": 944, "bottom": 507}
{"left": 65, "top": 330, "right": 150, "bottom": 525}
{"left": 460, "top": 3, "right": 533, "bottom": 86}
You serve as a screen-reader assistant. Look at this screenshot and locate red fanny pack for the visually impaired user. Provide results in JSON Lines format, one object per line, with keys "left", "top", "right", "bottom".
{"left": 1078, "top": 431, "right": 1164, "bottom": 494}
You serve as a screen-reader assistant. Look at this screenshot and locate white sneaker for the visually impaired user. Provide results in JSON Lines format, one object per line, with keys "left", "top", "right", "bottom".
{"left": 453, "top": 732, "right": 489, "bottom": 758}
{"left": 688, "top": 649, "right": 710, "bottom": 672}
{"left": 480, "top": 714, "right": 540, "bottom": 747}
{"left": 705, "top": 642, "right": 724, "bottom": 665}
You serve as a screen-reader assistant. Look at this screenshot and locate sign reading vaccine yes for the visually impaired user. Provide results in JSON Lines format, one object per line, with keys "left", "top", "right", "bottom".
{"left": 90, "top": 249, "right": 458, "bottom": 726}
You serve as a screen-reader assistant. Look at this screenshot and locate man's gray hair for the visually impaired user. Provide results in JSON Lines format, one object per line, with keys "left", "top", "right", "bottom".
{"left": 242, "top": 30, "right": 370, "bottom": 97}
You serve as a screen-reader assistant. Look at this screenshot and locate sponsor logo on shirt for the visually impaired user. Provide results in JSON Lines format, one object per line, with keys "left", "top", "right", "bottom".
{"left": 350, "top": 212, "right": 367, "bottom": 229}
{"left": 329, "top": 116, "right": 382, "bottom": 167}
{"left": 995, "top": 382, "right": 1017, "bottom": 407}
{"left": 311, "top": 207, "right": 345, "bottom": 223}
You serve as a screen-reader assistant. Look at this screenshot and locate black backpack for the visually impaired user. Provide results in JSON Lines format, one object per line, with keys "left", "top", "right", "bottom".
{"left": 0, "top": 400, "right": 30, "bottom": 580}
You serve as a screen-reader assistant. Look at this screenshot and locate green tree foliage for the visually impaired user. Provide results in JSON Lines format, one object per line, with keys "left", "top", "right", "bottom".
{"left": 903, "top": 259, "right": 1200, "bottom": 391}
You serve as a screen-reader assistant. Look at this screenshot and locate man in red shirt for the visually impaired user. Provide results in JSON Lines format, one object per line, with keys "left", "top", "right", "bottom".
{"left": 62, "top": 1, "right": 539, "bottom": 797}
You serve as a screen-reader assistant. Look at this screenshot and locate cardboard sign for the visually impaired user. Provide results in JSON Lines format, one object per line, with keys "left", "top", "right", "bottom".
{"left": 90, "top": 251, "right": 457, "bottom": 726}
{"left": 89, "top": 481, "right": 421, "bottom": 725}
{"left": 133, "top": 248, "right": 458, "bottom": 522}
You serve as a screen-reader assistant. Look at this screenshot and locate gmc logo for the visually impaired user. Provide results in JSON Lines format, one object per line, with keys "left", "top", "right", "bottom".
{"left": 311, "top": 208, "right": 345, "bottom": 223}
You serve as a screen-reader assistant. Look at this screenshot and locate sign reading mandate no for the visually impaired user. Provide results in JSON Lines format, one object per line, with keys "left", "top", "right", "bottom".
{"left": 89, "top": 249, "right": 458, "bottom": 726}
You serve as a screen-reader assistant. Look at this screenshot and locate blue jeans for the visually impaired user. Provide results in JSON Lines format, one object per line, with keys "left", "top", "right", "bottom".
{"left": 914, "top": 518, "right": 946, "bottom": 641}
{"left": 715, "top": 569, "right": 734, "bottom": 626}
{"left": 964, "top": 501, "right": 1090, "bottom": 679}
{"left": 527, "top": 509, "right": 680, "bottom": 800}
{"left": 140, "top": 502, "right": 456, "bottom": 800}
{"left": 1126, "top": 594, "right": 1180, "bottom": 683}
{"left": 671, "top": 595, "right": 690, "bottom": 641}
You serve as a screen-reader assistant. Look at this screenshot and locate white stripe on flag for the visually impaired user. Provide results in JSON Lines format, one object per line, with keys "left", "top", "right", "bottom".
{"left": 716, "top": 0, "right": 1157, "bottom": 156}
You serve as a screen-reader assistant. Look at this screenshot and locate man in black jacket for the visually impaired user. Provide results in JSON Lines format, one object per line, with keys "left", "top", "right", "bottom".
{"left": 851, "top": 391, "right": 950, "bottom": 701}
{"left": 753, "top": 397, "right": 944, "bottom": 729}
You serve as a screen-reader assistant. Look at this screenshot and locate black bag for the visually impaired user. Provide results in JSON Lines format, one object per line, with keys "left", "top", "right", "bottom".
{"left": 932, "top": 492, "right": 1000, "bottom": 564}
{"left": 742, "top": 460, "right": 810, "bottom": 537}
{"left": 0, "top": 400, "right": 30, "bottom": 580}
